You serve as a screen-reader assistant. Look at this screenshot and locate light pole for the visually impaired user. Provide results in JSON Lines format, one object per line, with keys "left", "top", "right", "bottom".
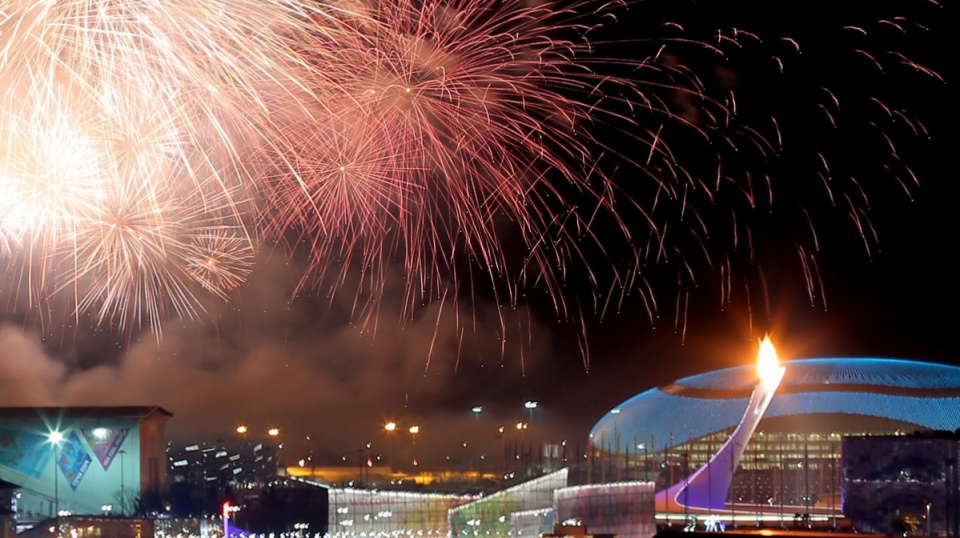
{"left": 409, "top": 426, "right": 420, "bottom": 467}
{"left": 365, "top": 443, "right": 372, "bottom": 484}
{"left": 498, "top": 426, "right": 506, "bottom": 478}
{"left": 472, "top": 406, "right": 483, "bottom": 422}
{"left": 524, "top": 401, "right": 537, "bottom": 424}
{"left": 637, "top": 443, "right": 647, "bottom": 481}
{"left": 119, "top": 449, "right": 126, "bottom": 516}
{"left": 268, "top": 427, "right": 281, "bottom": 471}
{"left": 357, "top": 446, "right": 365, "bottom": 486}
{"left": 515, "top": 422, "right": 529, "bottom": 476}
{"left": 384, "top": 422, "right": 396, "bottom": 472}
{"left": 48, "top": 431, "right": 64, "bottom": 517}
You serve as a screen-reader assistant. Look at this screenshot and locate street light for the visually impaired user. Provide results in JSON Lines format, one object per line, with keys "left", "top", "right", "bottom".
{"left": 524, "top": 401, "right": 538, "bottom": 424}
{"left": 384, "top": 422, "right": 397, "bottom": 471}
{"left": 472, "top": 406, "right": 483, "bottom": 421}
{"left": 409, "top": 426, "right": 420, "bottom": 467}
{"left": 637, "top": 443, "right": 647, "bottom": 480}
{"left": 267, "top": 428, "right": 282, "bottom": 470}
{"left": 48, "top": 431, "right": 64, "bottom": 517}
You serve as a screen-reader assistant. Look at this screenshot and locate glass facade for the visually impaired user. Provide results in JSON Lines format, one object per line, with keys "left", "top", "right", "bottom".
{"left": 554, "top": 482, "right": 655, "bottom": 537}
{"left": 589, "top": 359, "right": 960, "bottom": 517}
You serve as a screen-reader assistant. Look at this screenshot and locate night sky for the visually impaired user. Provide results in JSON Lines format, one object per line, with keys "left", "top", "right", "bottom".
{"left": 1, "top": 0, "right": 955, "bottom": 468}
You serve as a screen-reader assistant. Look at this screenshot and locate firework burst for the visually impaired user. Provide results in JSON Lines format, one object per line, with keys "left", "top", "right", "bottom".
{"left": 0, "top": 0, "right": 945, "bottom": 350}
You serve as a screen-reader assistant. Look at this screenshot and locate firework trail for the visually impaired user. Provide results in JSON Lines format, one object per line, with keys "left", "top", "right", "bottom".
{"left": 0, "top": 0, "right": 945, "bottom": 348}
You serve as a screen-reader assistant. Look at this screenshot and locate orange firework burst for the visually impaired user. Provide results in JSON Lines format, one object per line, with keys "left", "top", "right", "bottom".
{"left": 0, "top": 0, "right": 944, "bottom": 347}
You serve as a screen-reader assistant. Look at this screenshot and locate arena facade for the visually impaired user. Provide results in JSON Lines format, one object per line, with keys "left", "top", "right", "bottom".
{"left": 0, "top": 406, "right": 171, "bottom": 521}
{"left": 589, "top": 358, "right": 960, "bottom": 518}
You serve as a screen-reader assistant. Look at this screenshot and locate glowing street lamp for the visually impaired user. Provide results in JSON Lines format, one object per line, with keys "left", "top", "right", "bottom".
{"left": 266, "top": 428, "right": 282, "bottom": 469}
{"left": 236, "top": 425, "right": 248, "bottom": 436}
{"left": 524, "top": 400, "right": 538, "bottom": 423}
{"left": 383, "top": 422, "right": 397, "bottom": 471}
{"left": 48, "top": 431, "right": 64, "bottom": 517}
{"left": 472, "top": 406, "right": 483, "bottom": 421}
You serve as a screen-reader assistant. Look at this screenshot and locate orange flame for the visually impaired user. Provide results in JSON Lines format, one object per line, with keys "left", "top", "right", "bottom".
{"left": 757, "top": 335, "right": 780, "bottom": 382}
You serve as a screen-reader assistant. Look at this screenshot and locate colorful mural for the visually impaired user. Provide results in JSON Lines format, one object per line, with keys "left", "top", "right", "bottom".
{"left": 56, "top": 431, "right": 93, "bottom": 491}
{"left": 0, "top": 429, "right": 51, "bottom": 478}
{"left": 81, "top": 427, "right": 129, "bottom": 471}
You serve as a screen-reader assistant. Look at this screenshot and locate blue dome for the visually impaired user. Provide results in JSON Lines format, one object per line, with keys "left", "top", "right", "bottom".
{"left": 590, "top": 358, "right": 960, "bottom": 453}
{"left": 676, "top": 358, "right": 960, "bottom": 391}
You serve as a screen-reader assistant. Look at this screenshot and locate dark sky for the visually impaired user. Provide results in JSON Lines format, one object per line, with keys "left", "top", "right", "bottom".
{"left": 1, "top": 0, "right": 955, "bottom": 469}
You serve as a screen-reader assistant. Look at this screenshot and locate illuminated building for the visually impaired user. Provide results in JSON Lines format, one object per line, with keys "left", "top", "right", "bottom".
{"left": 0, "top": 406, "right": 171, "bottom": 521}
{"left": 589, "top": 358, "right": 960, "bottom": 520}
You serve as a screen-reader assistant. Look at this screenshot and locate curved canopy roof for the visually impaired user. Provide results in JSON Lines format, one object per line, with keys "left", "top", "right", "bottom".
{"left": 589, "top": 358, "right": 960, "bottom": 453}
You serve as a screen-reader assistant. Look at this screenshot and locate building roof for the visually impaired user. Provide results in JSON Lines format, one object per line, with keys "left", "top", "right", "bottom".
{"left": 0, "top": 406, "right": 172, "bottom": 421}
{"left": 590, "top": 358, "right": 960, "bottom": 453}
{"left": 677, "top": 358, "right": 960, "bottom": 391}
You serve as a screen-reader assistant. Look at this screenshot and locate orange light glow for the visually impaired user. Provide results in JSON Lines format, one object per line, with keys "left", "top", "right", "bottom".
{"left": 757, "top": 336, "right": 780, "bottom": 383}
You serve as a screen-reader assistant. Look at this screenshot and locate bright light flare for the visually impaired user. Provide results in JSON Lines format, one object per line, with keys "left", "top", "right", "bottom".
{"left": 757, "top": 336, "right": 783, "bottom": 384}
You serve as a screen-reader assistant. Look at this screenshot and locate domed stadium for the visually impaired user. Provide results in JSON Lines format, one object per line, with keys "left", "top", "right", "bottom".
{"left": 589, "top": 358, "right": 960, "bottom": 514}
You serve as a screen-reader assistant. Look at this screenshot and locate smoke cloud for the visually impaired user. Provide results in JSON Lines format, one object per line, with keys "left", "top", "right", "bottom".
{"left": 0, "top": 255, "right": 588, "bottom": 467}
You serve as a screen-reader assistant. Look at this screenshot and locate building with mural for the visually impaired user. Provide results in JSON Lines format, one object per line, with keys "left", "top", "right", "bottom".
{"left": 0, "top": 406, "right": 172, "bottom": 522}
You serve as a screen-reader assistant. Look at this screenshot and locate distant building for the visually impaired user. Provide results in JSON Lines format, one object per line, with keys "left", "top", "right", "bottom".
{"left": 0, "top": 406, "right": 172, "bottom": 521}
{"left": 14, "top": 514, "right": 205, "bottom": 538}
{"left": 447, "top": 469, "right": 655, "bottom": 537}
{"left": 843, "top": 432, "right": 960, "bottom": 536}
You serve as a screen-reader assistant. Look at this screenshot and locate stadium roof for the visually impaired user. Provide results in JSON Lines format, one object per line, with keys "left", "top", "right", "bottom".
{"left": 590, "top": 358, "right": 960, "bottom": 453}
